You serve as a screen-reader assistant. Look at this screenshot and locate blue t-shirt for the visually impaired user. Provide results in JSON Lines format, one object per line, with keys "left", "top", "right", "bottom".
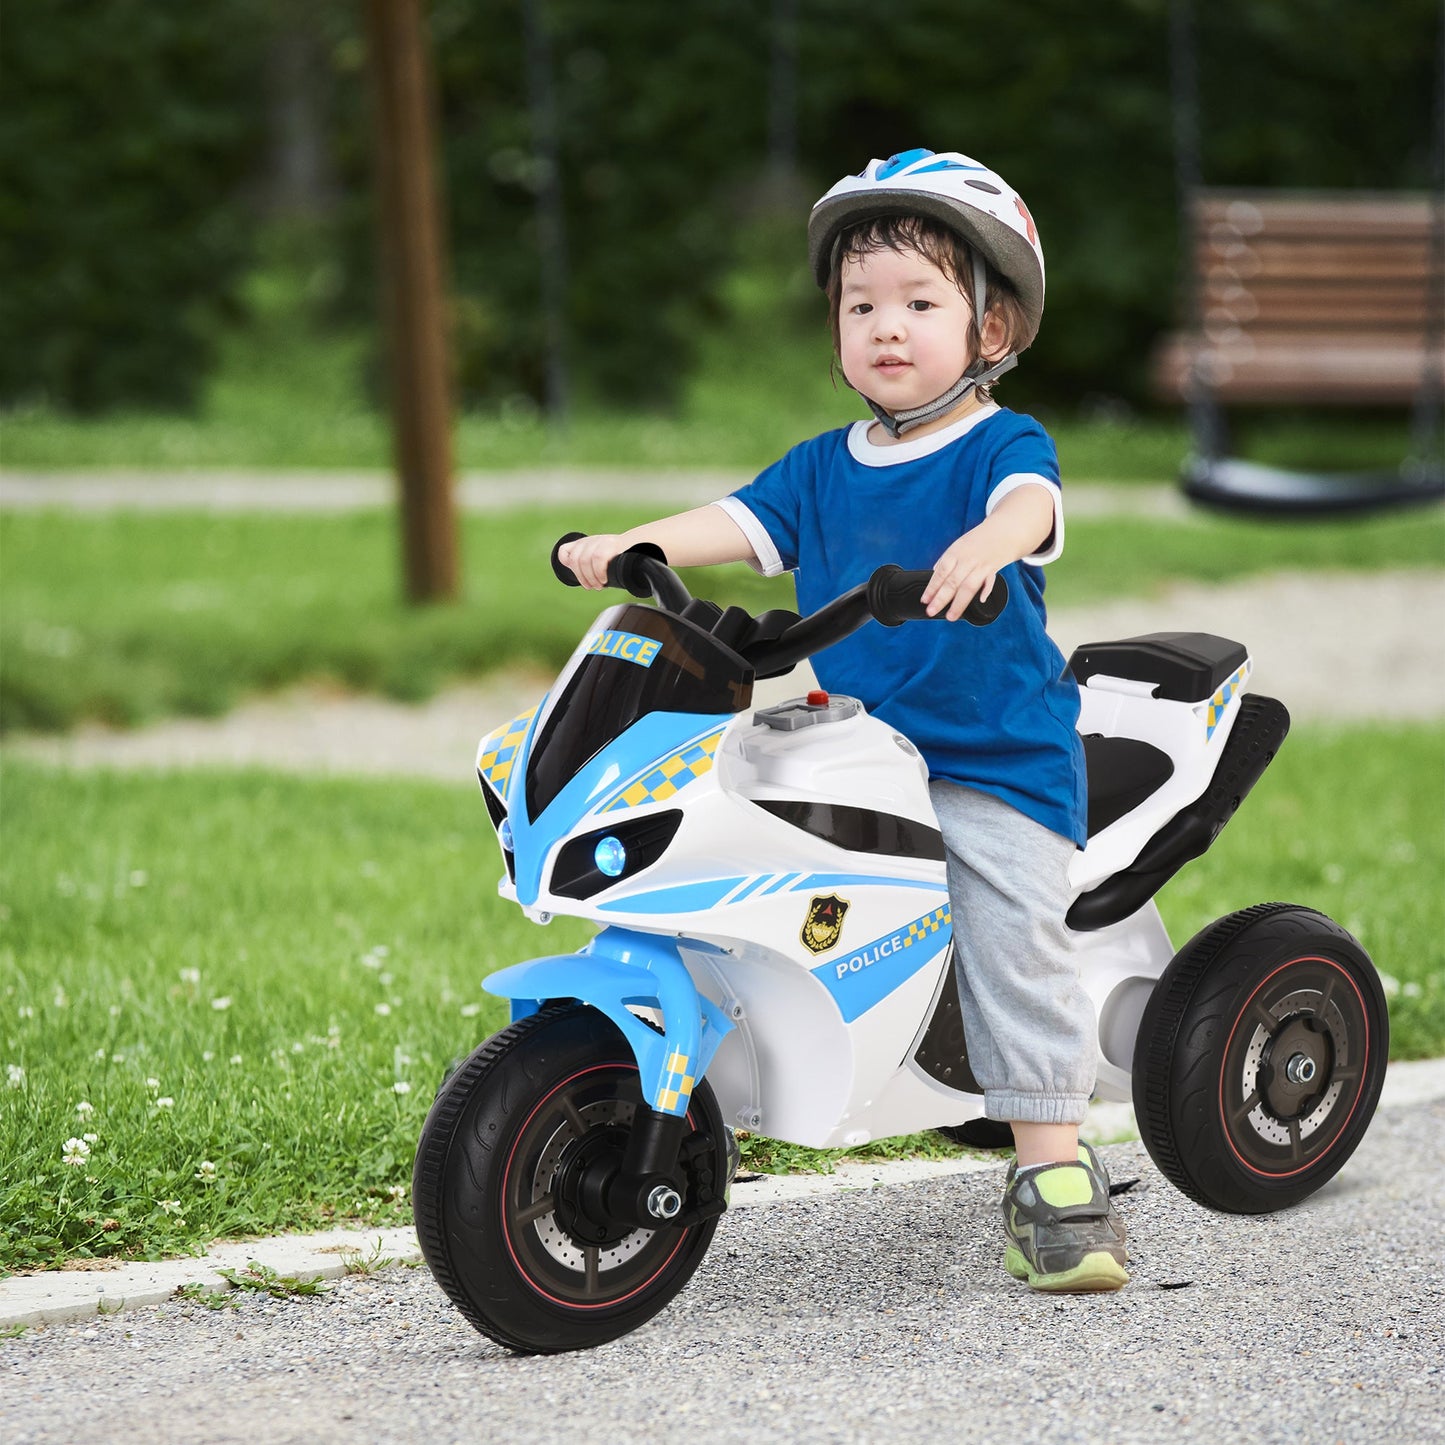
{"left": 721, "top": 404, "right": 1087, "bottom": 847}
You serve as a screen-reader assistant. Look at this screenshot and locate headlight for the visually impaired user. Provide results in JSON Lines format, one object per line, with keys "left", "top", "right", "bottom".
{"left": 593, "top": 835, "right": 627, "bottom": 876}
{"left": 550, "top": 811, "right": 684, "bottom": 900}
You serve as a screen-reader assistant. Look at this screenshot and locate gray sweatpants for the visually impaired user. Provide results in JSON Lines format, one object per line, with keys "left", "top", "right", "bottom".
{"left": 928, "top": 780, "right": 1095, "bottom": 1125}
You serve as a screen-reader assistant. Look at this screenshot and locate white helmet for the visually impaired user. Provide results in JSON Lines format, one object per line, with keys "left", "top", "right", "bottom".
{"left": 807, "top": 148, "right": 1046, "bottom": 350}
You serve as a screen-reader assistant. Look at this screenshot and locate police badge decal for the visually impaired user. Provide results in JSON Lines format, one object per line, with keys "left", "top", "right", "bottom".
{"left": 801, "top": 894, "right": 849, "bottom": 955}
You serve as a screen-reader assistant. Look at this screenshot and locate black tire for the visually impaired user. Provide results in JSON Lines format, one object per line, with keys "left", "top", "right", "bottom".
{"left": 412, "top": 1003, "right": 728, "bottom": 1353}
{"left": 936, "top": 1118, "right": 1016, "bottom": 1151}
{"left": 1132, "top": 903, "right": 1389, "bottom": 1214}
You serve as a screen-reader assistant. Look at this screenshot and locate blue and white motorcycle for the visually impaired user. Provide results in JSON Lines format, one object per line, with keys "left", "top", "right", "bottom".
{"left": 413, "top": 537, "right": 1388, "bottom": 1353}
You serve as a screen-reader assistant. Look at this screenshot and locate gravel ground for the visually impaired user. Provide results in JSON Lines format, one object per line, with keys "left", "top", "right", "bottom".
{"left": 3, "top": 1103, "right": 1441, "bottom": 1445}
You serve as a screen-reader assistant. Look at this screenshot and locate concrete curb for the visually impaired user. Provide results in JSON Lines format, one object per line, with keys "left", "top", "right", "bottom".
{"left": 5, "top": 1057, "right": 1442, "bottom": 1331}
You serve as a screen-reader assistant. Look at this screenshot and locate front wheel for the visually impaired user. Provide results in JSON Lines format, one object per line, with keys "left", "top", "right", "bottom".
{"left": 1132, "top": 903, "right": 1389, "bottom": 1214}
{"left": 412, "top": 1003, "right": 729, "bottom": 1353}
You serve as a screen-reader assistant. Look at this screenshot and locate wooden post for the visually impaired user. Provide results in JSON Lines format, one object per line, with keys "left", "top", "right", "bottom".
{"left": 364, "top": 0, "right": 459, "bottom": 603}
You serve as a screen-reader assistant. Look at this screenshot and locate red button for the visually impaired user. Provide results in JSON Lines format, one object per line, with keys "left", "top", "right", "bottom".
{"left": 807, "top": 690, "right": 830, "bottom": 707}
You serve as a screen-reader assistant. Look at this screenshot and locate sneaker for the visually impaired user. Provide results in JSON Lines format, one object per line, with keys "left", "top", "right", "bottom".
{"left": 1001, "top": 1142, "right": 1129, "bottom": 1293}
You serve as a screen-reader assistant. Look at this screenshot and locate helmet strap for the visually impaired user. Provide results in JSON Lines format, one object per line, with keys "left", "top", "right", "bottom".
{"left": 865, "top": 352, "right": 1018, "bottom": 438}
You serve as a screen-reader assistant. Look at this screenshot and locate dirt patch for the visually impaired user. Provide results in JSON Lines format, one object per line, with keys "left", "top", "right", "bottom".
{"left": 4, "top": 571, "right": 1439, "bottom": 783}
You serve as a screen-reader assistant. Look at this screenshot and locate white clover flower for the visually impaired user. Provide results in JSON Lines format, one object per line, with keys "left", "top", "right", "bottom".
{"left": 62, "top": 1137, "right": 91, "bottom": 1167}
{"left": 202, "top": 1051, "right": 214, "bottom": 1062}
{"left": 93, "top": 1048, "right": 108, "bottom": 1061}
{"left": 179, "top": 968, "right": 200, "bottom": 986}
{"left": 392, "top": 1081, "right": 412, "bottom": 1095}
{"left": 82, "top": 1132, "right": 99, "bottom": 1144}
{"left": 53, "top": 988, "right": 69, "bottom": 1008}
{"left": 111, "top": 1052, "right": 125, "bottom": 1063}
{"left": 374, "top": 1003, "right": 392, "bottom": 1017}
{"left": 18, "top": 1006, "right": 35, "bottom": 1020}
{"left": 459, "top": 1002, "right": 481, "bottom": 1018}
{"left": 373, "top": 944, "right": 390, "bottom": 959}
{"left": 194, "top": 1160, "right": 218, "bottom": 1183}
{"left": 75, "top": 1100, "right": 95, "bottom": 1119}
{"left": 154, "top": 1096, "right": 174, "bottom": 1109}
{"left": 157, "top": 1199, "right": 182, "bottom": 1215}
{"left": 211, "top": 996, "right": 232, "bottom": 1011}
{"left": 109, "top": 1005, "right": 121, "bottom": 1018}
{"left": 146, "top": 1077, "right": 161, "bottom": 1092}
{"left": 229, "top": 1054, "right": 243, "bottom": 1066}
{"left": 386, "top": 1184, "right": 407, "bottom": 1201}
{"left": 291, "top": 1042, "right": 304, "bottom": 1054}
{"left": 5, "top": 1064, "right": 24, "bottom": 1090}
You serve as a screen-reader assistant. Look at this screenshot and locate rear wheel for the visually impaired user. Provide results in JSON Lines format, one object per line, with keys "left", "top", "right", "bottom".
{"left": 413, "top": 1003, "right": 728, "bottom": 1353}
{"left": 1132, "top": 903, "right": 1388, "bottom": 1213}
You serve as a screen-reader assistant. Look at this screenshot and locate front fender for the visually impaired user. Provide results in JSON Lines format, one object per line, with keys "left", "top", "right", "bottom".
{"left": 483, "top": 927, "right": 733, "bottom": 1117}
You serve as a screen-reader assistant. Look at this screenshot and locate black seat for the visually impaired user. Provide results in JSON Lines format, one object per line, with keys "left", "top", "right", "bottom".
{"left": 1068, "top": 632, "right": 1247, "bottom": 704}
{"left": 1082, "top": 735, "right": 1175, "bottom": 837}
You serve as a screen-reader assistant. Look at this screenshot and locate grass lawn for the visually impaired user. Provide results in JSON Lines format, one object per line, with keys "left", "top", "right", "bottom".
{"left": 2, "top": 722, "right": 1441, "bottom": 1270}
{"left": 4, "top": 505, "right": 1442, "bottom": 734}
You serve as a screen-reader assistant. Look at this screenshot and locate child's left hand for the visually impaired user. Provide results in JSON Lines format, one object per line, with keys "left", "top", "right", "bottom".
{"left": 922, "top": 531, "right": 1010, "bottom": 621}
{"left": 923, "top": 487, "right": 1055, "bottom": 619}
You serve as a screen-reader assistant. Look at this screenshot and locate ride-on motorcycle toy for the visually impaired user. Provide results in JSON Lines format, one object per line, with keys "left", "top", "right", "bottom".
{"left": 413, "top": 536, "right": 1388, "bottom": 1354}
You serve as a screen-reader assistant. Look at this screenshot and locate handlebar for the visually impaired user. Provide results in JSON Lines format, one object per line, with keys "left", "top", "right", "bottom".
{"left": 551, "top": 532, "right": 694, "bottom": 614}
{"left": 550, "top": 533, "right": 1007, "bottom": 677}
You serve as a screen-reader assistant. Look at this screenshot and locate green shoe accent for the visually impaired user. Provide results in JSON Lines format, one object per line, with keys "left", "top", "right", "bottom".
{"left": 1034, "top": 1165, "right": 1095, "bottom": 1209}
{"left": 1004, "top": 1245, "right": 1129, "bottom": 1293}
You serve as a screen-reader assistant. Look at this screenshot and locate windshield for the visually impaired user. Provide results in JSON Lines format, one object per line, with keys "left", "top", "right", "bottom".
{"left": 525, "top": 603, "right": 753, "bottom": 820}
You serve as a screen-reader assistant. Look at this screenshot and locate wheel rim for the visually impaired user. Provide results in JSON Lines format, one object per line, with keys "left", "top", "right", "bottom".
{"left": 1218, "top": 955, "right": 1373, "bottom": 1178}
{"left": 500, "top": 1062, "right": 695, "bottom": 1311}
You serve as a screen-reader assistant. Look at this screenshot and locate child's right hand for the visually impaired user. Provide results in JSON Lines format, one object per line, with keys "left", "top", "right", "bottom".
{"left": 557, "top": 533, "right": 627, "bottom": 590}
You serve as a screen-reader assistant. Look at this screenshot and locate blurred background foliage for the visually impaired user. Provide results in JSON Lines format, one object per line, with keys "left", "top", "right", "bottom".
{"left": 0, "top": 0, "right": 1439, "bottom": 420}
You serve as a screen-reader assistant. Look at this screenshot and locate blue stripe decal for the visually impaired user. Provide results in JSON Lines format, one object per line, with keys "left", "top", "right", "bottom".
{"left": 597, "top": 877, "right": 748, "bottom": 915}
{"left": 813, "top": 907, "right": 953, "bottom": 1022}
{"left": 727, "top": 874, "right": 774, "bottom": 905}
{"left": 788, "top": 873, "right": 944, "bottom": 894}
{"left": 759, "top": 872, "right": 801, "bottom": 896}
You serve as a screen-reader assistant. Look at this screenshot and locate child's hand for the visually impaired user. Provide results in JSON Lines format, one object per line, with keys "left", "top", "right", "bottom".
{"left": 922, "top": 531, "right": 1009, "bottom": 621}
{"left": 557, "top": 534, "right": 627, "bottom": 590}
{"left": 923, "top": 489, "right": 1054, "bottom": 619}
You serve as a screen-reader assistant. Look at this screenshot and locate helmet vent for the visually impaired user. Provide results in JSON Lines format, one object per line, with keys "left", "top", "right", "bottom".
{"left": 965, "top": 179, "right": 1002, "bottom": 194}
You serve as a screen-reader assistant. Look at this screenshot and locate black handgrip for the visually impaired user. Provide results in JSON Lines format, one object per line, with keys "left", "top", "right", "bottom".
{"left": 866, "top": 564, "right": 1008, "bottom": 627}
{"left": 550, "top": 532, "right": 667, "bottom": 599}
{"left": 551, "top": 531, "right": 586, "bottom": 586}
{"left": 605, "top": 541, "right": 668, "bottom": 599}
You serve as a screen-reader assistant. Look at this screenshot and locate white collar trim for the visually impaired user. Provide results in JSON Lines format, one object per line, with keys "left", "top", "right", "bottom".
{"left": 846, "top": 401, "right": 1001, "bottom": 467}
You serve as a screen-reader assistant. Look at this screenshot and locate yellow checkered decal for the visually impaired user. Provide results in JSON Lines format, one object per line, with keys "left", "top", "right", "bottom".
{"left": 1204, "top": 665, "right": 1249, "bottom": 741}
{"left": 905, "top": 905, "right": 951, "bottom": 945}
{"left": 477, "top": 705, "right": 538, "bottom": 796}
{"left": 654, "top": 1050, "right": 695, "bottom": 1112}
{"left": 600, "top": 731, "right": 724, "bottom": 813}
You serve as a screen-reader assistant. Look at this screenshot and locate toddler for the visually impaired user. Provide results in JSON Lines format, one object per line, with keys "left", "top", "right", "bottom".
{"left": 560, "top": 148, "right": 1128, "bottom": 1292}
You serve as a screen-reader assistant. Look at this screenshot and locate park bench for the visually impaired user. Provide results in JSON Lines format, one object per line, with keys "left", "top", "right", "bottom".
{"left": 1153, "top": 189, "right": 1444, "bottom": 512}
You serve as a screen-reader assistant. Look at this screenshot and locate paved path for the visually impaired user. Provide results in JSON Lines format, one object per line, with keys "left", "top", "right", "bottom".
{"left": 3, "top": 1086, "right": 1442, "bottom": 1445}
{"left": 0, "top": 469, "right": 1197, "bottom": 520}
{"left": 6, "top": 570, "right": 1442, "bottom": 784}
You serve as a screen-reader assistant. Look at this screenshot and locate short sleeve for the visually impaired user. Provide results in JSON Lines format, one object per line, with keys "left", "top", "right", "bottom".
{"left": 985, "top": 422, "right": 1064, "bottom": 565}
{"left": 718, "top": 444, "right": 807, "bottom": 576}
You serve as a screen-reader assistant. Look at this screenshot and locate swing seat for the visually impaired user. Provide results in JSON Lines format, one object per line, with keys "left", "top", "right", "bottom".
{"left": 1182, "top": 456, "right": 1444, "bottom": 515}
{"left": 1156, "top": 190, "right": 1444, "bottom": 516}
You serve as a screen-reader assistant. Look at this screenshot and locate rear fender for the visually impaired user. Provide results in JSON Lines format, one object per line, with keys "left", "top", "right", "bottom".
{"left": 482, "top": 927, "right": 733, "bottom": 1117}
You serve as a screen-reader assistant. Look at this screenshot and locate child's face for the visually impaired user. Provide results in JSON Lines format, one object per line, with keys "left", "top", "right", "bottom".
{"left": 837, "top": 245, "right": 978, "bottom": 416}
